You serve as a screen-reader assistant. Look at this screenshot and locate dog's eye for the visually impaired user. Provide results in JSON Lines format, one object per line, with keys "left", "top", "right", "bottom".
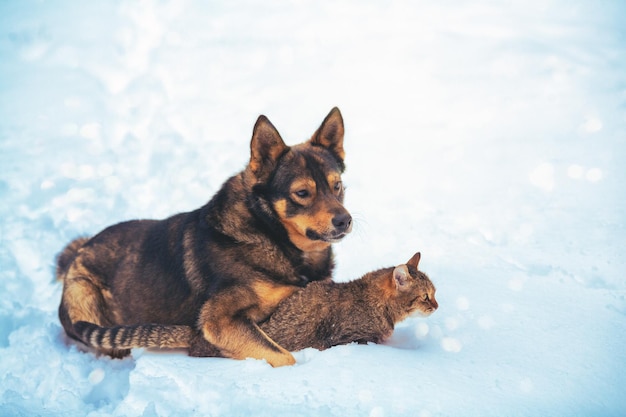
{"left": 294, "top": 190, "right": 310, "bottom": 198}
{"left": 334, "top": 181, "right": 342, "bottom": 192}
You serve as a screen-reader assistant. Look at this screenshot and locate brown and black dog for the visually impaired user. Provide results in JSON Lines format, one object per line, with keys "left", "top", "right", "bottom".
{"left": 56, "top": 107, "right": 352, "bottom": 367}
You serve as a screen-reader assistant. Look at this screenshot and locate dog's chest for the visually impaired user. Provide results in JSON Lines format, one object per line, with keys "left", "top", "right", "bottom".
{"left": 297, "top": 250, "right": 333, "bottom": 281}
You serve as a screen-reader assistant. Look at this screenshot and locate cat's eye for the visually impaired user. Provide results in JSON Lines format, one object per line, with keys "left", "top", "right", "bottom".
{"left": 423, "top": 294, "right": 430, "bottom": 301}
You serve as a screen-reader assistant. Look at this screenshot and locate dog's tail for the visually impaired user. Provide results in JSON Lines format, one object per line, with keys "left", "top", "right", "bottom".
{"left": 73, "top": 321, "right": 194, "bottom": 351}
{"left": 56, "top": 237, "right": 90, "bottom": 281}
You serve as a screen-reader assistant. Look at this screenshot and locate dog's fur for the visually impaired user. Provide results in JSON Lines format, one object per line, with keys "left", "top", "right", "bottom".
{"left": 57, "top": 108, "right": 351, "bottom": 367}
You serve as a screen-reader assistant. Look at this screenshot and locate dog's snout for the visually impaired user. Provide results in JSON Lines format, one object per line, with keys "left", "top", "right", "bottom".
{"left": 332, "top": 213, "right": 352, "bottom": 232}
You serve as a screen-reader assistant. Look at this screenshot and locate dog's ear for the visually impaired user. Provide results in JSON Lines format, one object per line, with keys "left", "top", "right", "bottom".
{"left": 407, "top": 252, "right": 421, "bottom": 269}
{"left": 249, "top": 115, "right": 288, "bottom": 181}
{"left": 310, "top": 107, "right": 345, "bottom": 164}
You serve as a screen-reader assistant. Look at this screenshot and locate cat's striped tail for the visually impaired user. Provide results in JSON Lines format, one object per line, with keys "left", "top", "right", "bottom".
{"left": 73, "top": 321, "right": 193, "bottom": 350}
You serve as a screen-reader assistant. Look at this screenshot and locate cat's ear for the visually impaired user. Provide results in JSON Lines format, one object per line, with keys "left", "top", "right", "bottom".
{"left": 407, "top": 252, "right": 421, "bottom": 269}
{"left": 392, "top": 265, "right": 410, "bottom": 289}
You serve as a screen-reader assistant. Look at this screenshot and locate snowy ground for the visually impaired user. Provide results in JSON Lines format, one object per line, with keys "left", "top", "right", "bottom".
{"left": 1, "top": 0, "right": 625, "bottom": 416}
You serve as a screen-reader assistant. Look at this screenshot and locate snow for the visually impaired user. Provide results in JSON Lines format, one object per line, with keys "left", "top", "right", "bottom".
{"left": 1, "top": 0, "right": 625, "bottom": 416}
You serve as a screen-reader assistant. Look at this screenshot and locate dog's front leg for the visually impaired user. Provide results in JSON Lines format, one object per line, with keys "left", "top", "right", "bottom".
{"left": 198, "top": 292, "right": 296, "bottom": 367}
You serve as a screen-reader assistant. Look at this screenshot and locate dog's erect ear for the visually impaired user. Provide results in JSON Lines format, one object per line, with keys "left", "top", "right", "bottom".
{"left": 407, "top": 252, "right": 421, "bottom": 269}
{"left": 249, "top": 115, "right": 288, "bottom": 181}
{"left": 310, "top": 107, "right": 345, "bottom": 163}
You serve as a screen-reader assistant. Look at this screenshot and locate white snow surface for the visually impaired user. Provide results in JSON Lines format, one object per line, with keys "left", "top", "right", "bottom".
{"left": 1, "top": 1, "right": 625, "bottom": 416}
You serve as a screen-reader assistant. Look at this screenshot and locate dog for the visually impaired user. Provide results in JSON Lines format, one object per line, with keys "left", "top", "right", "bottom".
{"left": 56, "top": 107, "right": 352, "bottom": 367}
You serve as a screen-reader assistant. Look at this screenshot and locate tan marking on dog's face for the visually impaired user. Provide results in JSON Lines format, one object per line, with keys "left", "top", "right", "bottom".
{"left": 273, "top": 199, "right": 334, "bottom": 252}
{"left": 327, "top": 173, "right": 343, "bottom": 197}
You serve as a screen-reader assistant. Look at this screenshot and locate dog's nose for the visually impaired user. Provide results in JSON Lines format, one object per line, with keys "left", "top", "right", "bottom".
{"left": 332, "top": 213, "right": 352, "bottom": 232}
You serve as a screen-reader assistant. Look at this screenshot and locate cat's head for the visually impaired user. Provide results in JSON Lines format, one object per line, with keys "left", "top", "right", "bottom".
{"left": 388, "top": 252, "right": 438, "bottom": 319}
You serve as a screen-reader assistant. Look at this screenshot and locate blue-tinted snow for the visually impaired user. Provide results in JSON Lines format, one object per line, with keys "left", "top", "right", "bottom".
{"left": 1, "top": 1, "right": 625, "bottom": 416}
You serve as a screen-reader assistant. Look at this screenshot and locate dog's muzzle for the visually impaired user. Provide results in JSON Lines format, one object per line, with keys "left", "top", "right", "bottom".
{"left": 306, "top": 212, "right": 352, "bottom": 242}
